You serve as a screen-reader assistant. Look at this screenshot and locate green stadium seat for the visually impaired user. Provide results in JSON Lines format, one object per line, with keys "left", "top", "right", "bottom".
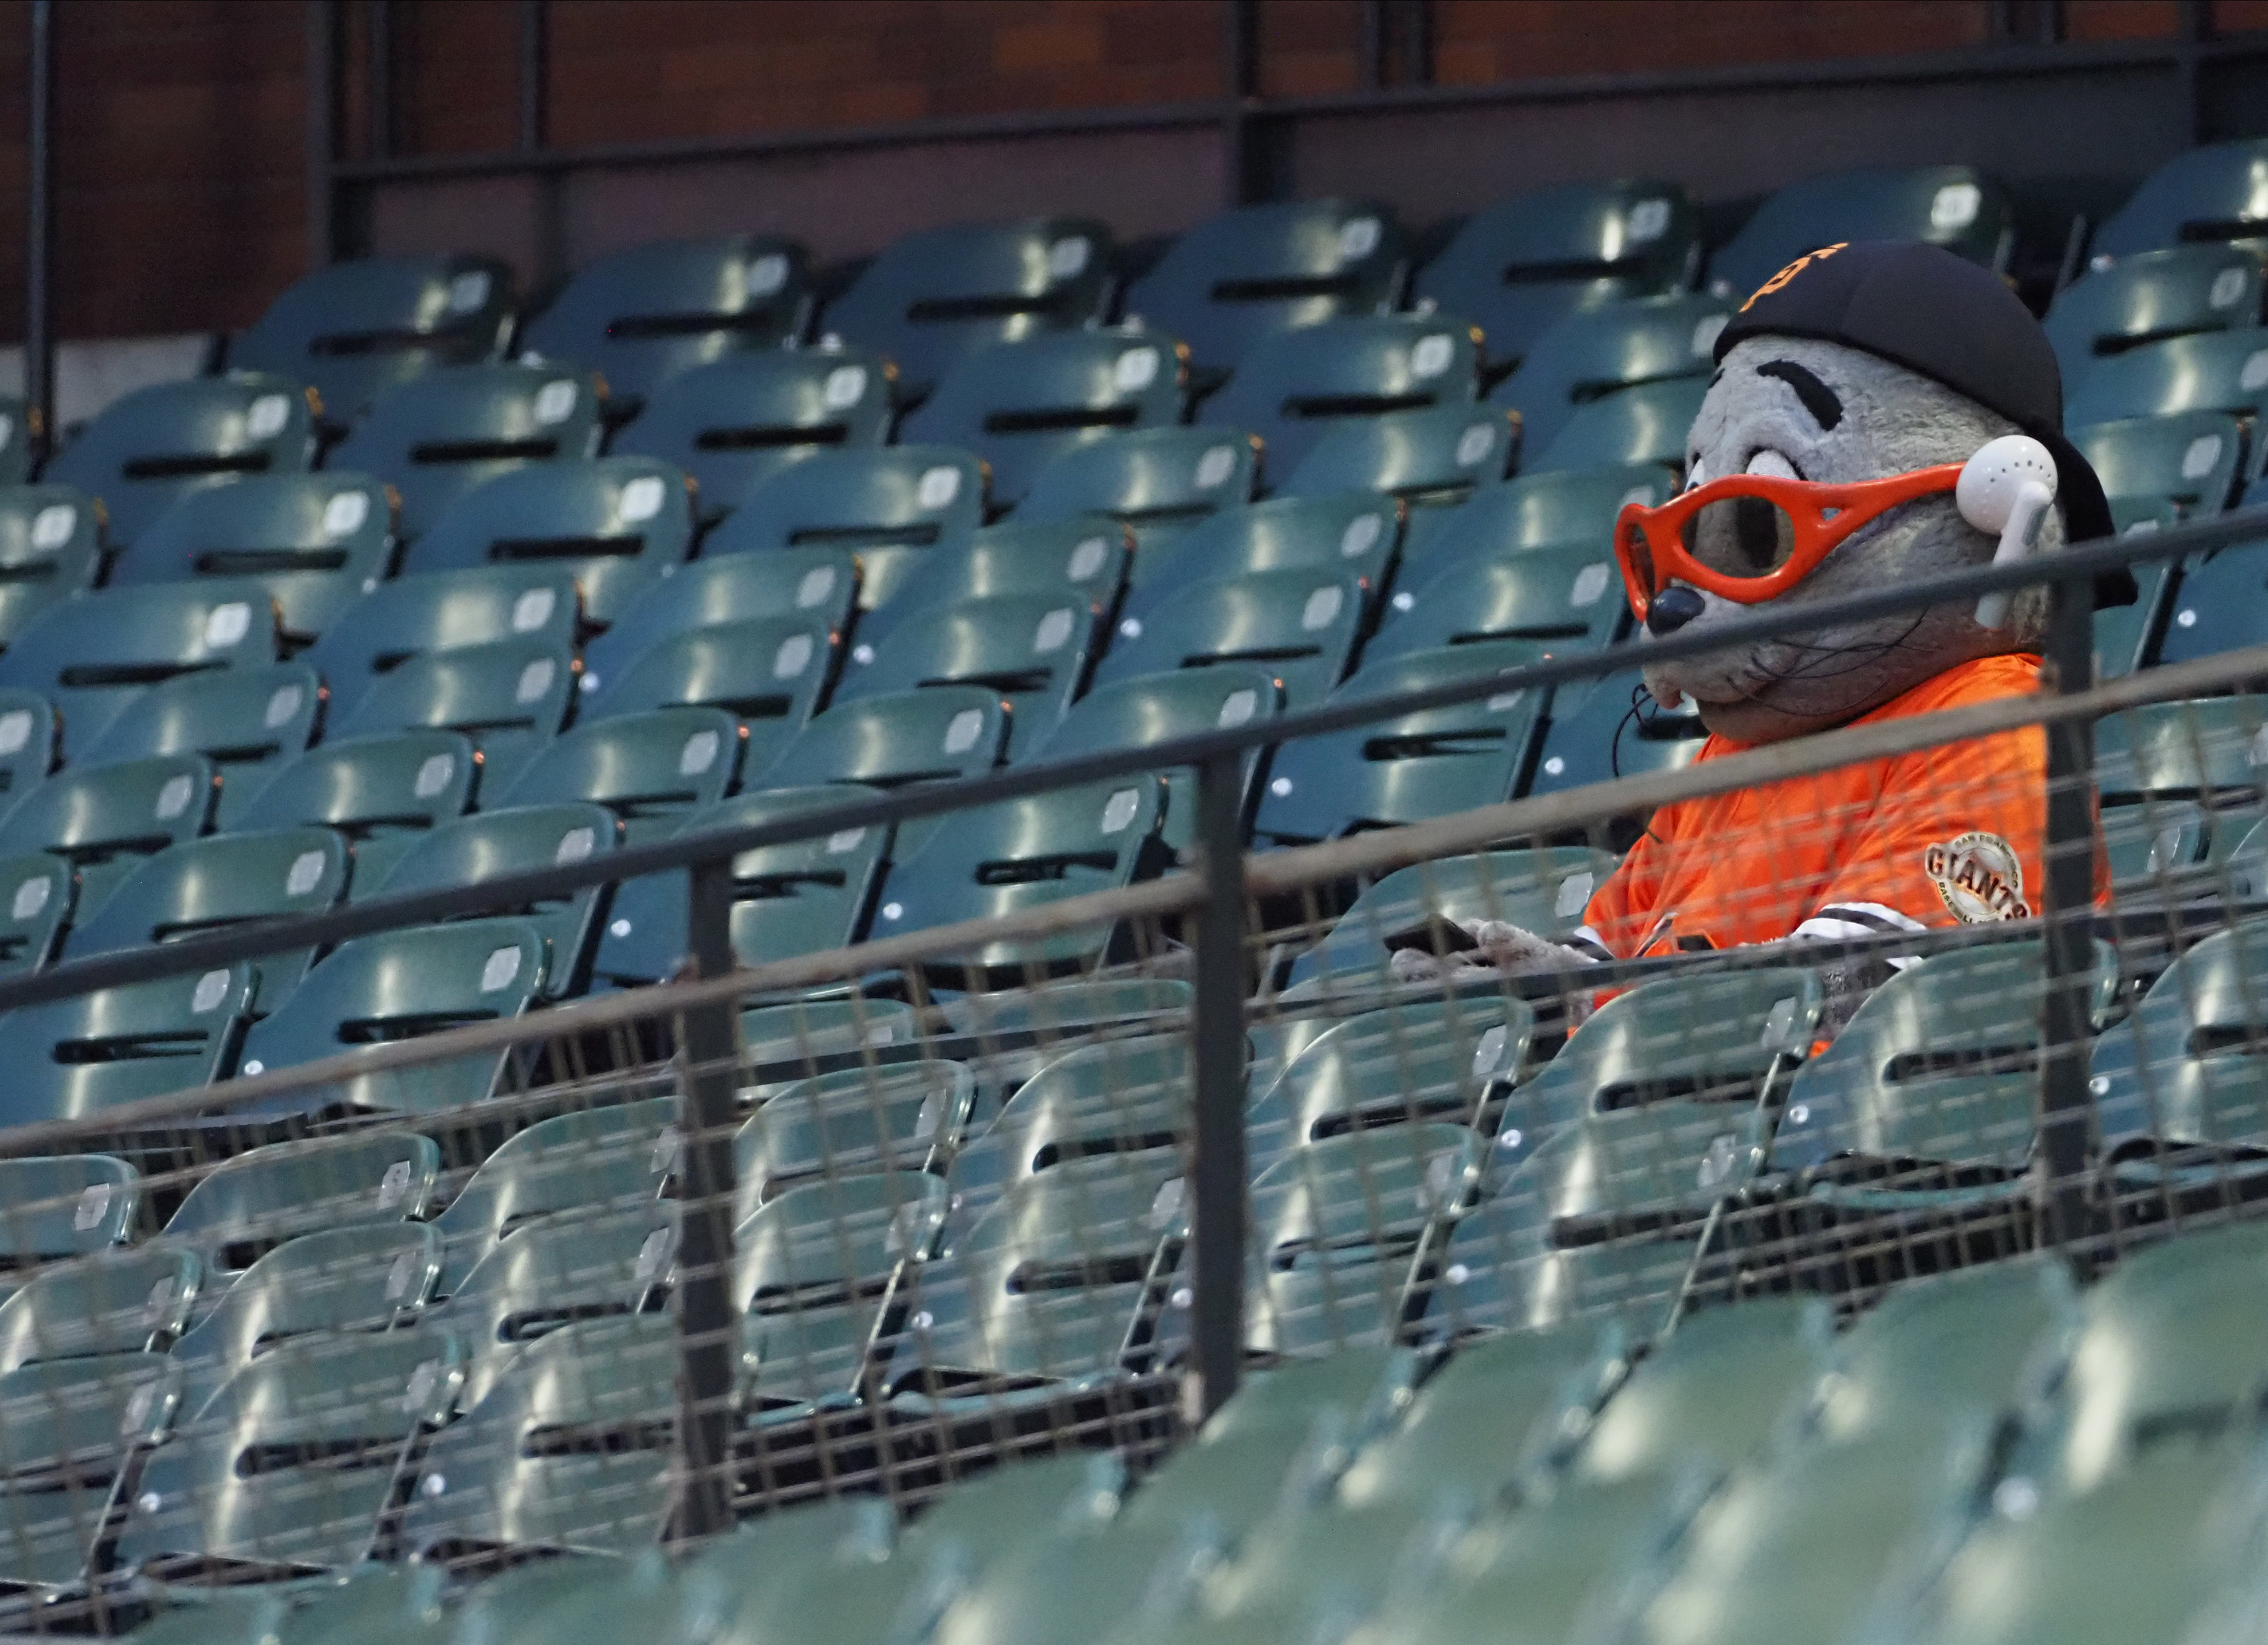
{"left": 898, "top": 1448, "right": 1122, "bottom": 1566}
{"left": 649, "top": 1501, "right": 898, "bottom": 1643}
{"left": 400, "top": 456, "right": 693, "bottom": 628}
{"left": 740, "top": 996, "right": 919, "bottom": 1073}
{"left": 1526, "top": 665, "right": 1709, "bottom": 802}
{"left": 937, "top": 975, "right": 1191, "bottom": 1048}
{"left": 832, "top": 590, "right": 1100, "bottom": 761}
{"left": 2155, "top": 482, "right": 2268, "bottom": 666}
{"left": 330, "top": 637, "right": 577, "bottom": 798}
{"left": 230, "top": 253, "right": 515, "bottom": 424}
{"left": 0, "top": 851, "right": 69, "bottom": 978}
{"left": 43, "top": 374, "right": 313, "bottom": 549}
{"left": 329, "top": 363, "right": 603, "bottom": 539}
{"left": 870, "top": 516, "right": 1132, "bottom": 633}
{"left": 2063, "top": 324, "right": 2268, "bottom": 426}
{"left": 228, "top": 917, "right": 550, "bottom": 1116}
{"left": 922, "top": 1519, "right": 1223, "bottom": 1645}
{"left": 2043, "top": 243, "right": 2265, "bottom": 385}
{"left": 502, "top": 707, "right": 745, "bottom": 843}
{"left": 0, "top": 965, "right": 256, "bottom": 1130}
{"left": 1708, "top": 165, "right": 2013, "bottom": 299}
{"left": 578, "top": 547, "right": 857, "bottom": 705}
{"left": 1126, "top": 199, "right": 1408, "bottom": 372}
{"left": 77, "top": 662, "right": 323, "bottom": 832}
{"left": 2072, "top": 412, "right": 2245, "bottom": 523}
{"left": 308, "top": 564, "right": 581, "bottom": 702}
{"left": 2088, "top": 137, "right": 2268, "bottom": 259}
{"left": 1018, "top": 426, "right": 1261, "bottom": 550}
{"left": 706, "top": 445, "right": 987, "bottom": 612}
{"left": 1569, "top": 1296, "right": 1821, "bottom": 1479}
{"left": 1398, "top": 464, "right": 1671, "bottom": 569}
{"left": 112, "top": 1325, "right": 464, "bottom": 1581}
{"left": 0, "top": 485, "right": 101, "bottom": 647}
{"left": 1526, "top": 376, "right": 1706, "bottom": 475}
{"left": 232, "top": 731, "right": 478, "bottom": 887}
{"left": 2093, "top": 695, "right": 2268, "bottom": 884}
{"left": 2098, "top": 505, "right": 2177, "bottom": 679}
{"left": 0, "top": 1351, "right": 177, "bottom": 1588}
{"left": 1365, "top": 544, "right": 1628, "bottom": 661}
{"left": 1280, "top": 404, "right": 1517, "bottom": 505}
{"left": 583, "top": 616, "right": 836, "bottom": 766}
{"left": 591, "top": 787, "right": 890, "bottom": 987}
{"left": 754, "top": 686, "right": 1008, "bottom": 791}
{"left": 2087, "top": 917, "right": 2268, "bottom": 1168}
{"left": 1491, "top": 292, "right": 1731, "bottom": 457}
{"left": 0, "top": 1156, "right": 141, "bottom": 1271}
{"left": 0, "top": 395, "right": 25, "bottom": 487}
{"left": 1092, "top": 565, "right": 1367, "bottom": 712}
{"left": 160, "top": 1130, "right": 440, "bottom": 1289}
{"left": 0, "top": 1244, "right": 199, "bottom": 1372}
{"left": 901, "top": 327, "right": 1188, "bottom": 506}
{"left": 823, "top": 216, "right": 1116, "bottom": 398}
{"left": 1204, "top": 313, "right": 1481, "bottom": 478}
{"left": 1122, "top": 492, "right": 1402, "bottom": 625}
{"left": 1415, "top": 180, "right": 1703, "bottom": 368}
{"left": 609, "top": 345, "right": 893, "bottom": 519}
{"left": 0, "top": 754, "right": 215, "bottom": 921}
{"left": 735, "top": 1061, "right": 973, "bottom": 1208}
{"left": 113, "top": 472, "right": 395, "bottom": 640}
{"left": 1251, "top": 640, "right": 1550, "bottom": 846}
{"left": 518, "top": 235, "right": 812, "bottom": 414}
{"left": 0, "top": 689, "right": 57, "bottom": 804}
{"left": 0, "top": 578, "right": 282, "bottom": 755}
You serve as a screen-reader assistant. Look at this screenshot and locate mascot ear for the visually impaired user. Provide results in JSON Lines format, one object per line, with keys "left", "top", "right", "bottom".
{"left": 1957, "top": 435, "right": 2058, "bottom": 630}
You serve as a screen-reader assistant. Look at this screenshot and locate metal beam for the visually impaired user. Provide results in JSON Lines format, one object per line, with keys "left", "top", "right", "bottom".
{"left": 305, "top": 0, "right": 339, "bottom": 269}
{"left": 23, "top": 0, "right": 54, "bottom": 465}
{"left": 1188, "top": 753, "right": 1250, "bottom": 1420}
{"left": 366, "top": 0, "right": 393, "bottom": 161}
{"left": 1223, "top": 0, "right": 1261, "bottom": 206}
{"left": 2037, "top": 579, "right": 2102, "bottom": 1263}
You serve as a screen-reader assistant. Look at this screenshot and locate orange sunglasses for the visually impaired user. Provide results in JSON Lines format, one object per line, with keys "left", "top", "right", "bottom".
{"left": 1613, "top": 462, "right": 1966, "bottom": 621}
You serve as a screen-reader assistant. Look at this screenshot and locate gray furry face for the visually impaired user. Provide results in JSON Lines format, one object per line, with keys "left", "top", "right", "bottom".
{"left": 1641, "top": 336, "right": 2057, "bottom": 745}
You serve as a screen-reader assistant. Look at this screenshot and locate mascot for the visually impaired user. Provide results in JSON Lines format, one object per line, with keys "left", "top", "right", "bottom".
{"left": 1396, "top": 241, "right": 2117, "bottom": 1027}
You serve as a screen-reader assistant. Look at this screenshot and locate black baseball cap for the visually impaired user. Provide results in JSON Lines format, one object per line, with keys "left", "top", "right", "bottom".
{"left": 1714, "top": 240, "right": 2122, "bottom": 577}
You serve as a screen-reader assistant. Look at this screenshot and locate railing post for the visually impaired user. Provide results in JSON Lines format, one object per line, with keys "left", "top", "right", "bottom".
{"left": 671, "top": 853, "right": 742, "bottom": 1541}
{"left": 2037, "top": 575, "right": 2100, "bottom": 1259}
{"left": 23, "top": 0, "right": 54, "bottom": 467}
{"left": 305, "top": 0, "right": 339, "bottom": 271}
{"left": 519, "top": 0, "right": 566, "bottom": 293}
{"left": 1188, "top": 752, "right": 1248, "bottom": 1421}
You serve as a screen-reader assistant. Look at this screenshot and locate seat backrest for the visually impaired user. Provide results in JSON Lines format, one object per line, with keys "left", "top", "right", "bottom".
{"left": 584, "top": 615, "right": 838, "bottom": 775}
{"left": 0, "top": 1243, "right": 199, "bottom": 1371}
{"left": 754, "top": 686, "right": 1008, "bottom": 791}
{"left": 0, "top": 484, "right": 103, "bottom": 648}
{"left": 401, "top": 455, "right": 693, "bottom": 630}
{"left": 869, "top": 516, "right": 1132, "bottom": 634}
{"left": 519, "top": 235, "right": 811, "bottom": 412}
{"left": 705, "top": 445, "right": 987, "bottom": 612}
{"left": 162, "top": 1130, "right": 442, "bottom": 1284}
{"left": 1566, "top": 1296, "right": 1820, "bottom": 1482}
{"left": 1204, "top": 312, "right": 1481, "bottom": 477}
{"left": 0, "top": 688, "right": 57, "bottom": 805}
{"left": 308, "top": 565, "right": 581, "bottom": 697}
{"left": 1092, "top": 565, "right": 1367, "bottom": 712}
{"left": 1366, "top": 542, "right": 1629, "bottom": 662}
{"left": 2069, "top": 411, "right": 2245, "bottom": 519}
{"left": 2090, "top": 138, "right": 2268, "bottom": 260}
{"left": 0, "top": 965, "right": 256, "bottom": 1129}
{"left": 1123, "top": 492, "right": 1402, "bottom": 625}
{"left": 2093, "top": 694, "right": 2268, "bottom": 798}
{"left": 830, "top": 589, "right": 1100, "bottom": 760}
{"left": 1706, "top": 166, "right": 2012, "bottom": 299}
{"left": 580, "top": 547, "right": 858, "bottom": 700}
{"left": 1280, "top": 404, "right": 1517, "bottom": 504}
{"left": 0, "top": 1154, "right": 140, "bottom": 1266}
{"left": 44, "top": 374, "right": 314, "bottom": 548}
{"left": 329, "top": 363, "right": 603, "bottom": 538}
{"left": 609, "top": 345, "right": 892, "bottom": 518}
{"left": 2043, "top": 244, "right": 2266, "bottom": 386}
{"left": 331, "top": 637, "right": 578, "bottom": 798}
{"left": 0, "top": 395, "right": 26, "bottom": 486}
{"left": 1491, "top": 293, "right": 1731, "bottom": 457}
{"left": 1031, "top": 662, "right": 1282, "bottom": 764}
{"left": 500, "top": 706, "right": 745, "bottom": 841}
{"left": 0, "top": 754, "right": 219, "bottom": 903}
{"left": 735, "top": 1060, "right": 974, "bottom": 1210}
{"left": 2087, "top": 915, "right": 2268, "bottom": 1153}
{"left": 78, "top": 661, "right": 324, "bottom": 832}
{"left": 944, "top": 1033, "right": 1193, "bottom": 1221}
{"left": 2064, "top": 325, "right": 2268, "bottom": 426}
{"left": 1018, "top": 425, "right": 1260, "bottom": 537}
{"left": 1528, "top": 377, "right": 1706, "bottom": 475}
{"left": 1526, "top": 665, "right": 1708, "bottom": 802}
{"left": 233, "top": 731, "right": 478, "bottom": 850}
{"left": 1400, "top": 465, "right": 1672, "bottom": 571}
{"left": 0, "top": 850, "right": 72, "bottom": 977}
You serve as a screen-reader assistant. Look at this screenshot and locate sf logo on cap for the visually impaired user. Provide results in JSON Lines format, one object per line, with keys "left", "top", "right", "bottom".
{"left": 1742, "top": 242, "right": 1849, "bottom": 312}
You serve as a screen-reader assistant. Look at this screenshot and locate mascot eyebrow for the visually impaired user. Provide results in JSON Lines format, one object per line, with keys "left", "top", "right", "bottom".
{"left": 1755, "top": 359, "right": 1844, "bottom": 430}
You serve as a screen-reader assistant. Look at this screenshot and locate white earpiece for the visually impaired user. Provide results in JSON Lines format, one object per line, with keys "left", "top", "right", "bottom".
{"left": 1957, "top": 435, "right": 2058, "bottom": 630}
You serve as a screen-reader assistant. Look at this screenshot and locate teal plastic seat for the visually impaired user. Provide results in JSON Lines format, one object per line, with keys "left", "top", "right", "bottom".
{"left": 0, "top": 1156, "right": 139, "bottom": 1269}
{"left": 1281, "top": 404, "right": 1517, "bottom": 505}
{"left": 228, "top": 918, "right": 550, "bottom": 1116}
{"left": 1091, "top": 565, "right": 1367, "bottom": 712}
{"left": 1416, "top": 181, "right": 1702, "bottom": 367}
{"left": 0, "top": 395, "right": 24, "bottom": 486}
{"left": 831, "top": 590, "right": 1100, "bottom": 761}
{"left": 2071, "top": 411, "right": 2244, "bottom": 518}
{"left": 0, "top": 1244, "right": 199, "bottom": 1372}
{"left": 1252, "top": 640, "right": 1551, "bottom": 846}
{"left": 0, "top": 1352, "right": 179, "bottom": 1588}
{"left": 902, "top": 327, "right": 1187, "bottom": 505}
{"left": 2090, "top": 137, "right": 2268, "bottom": 259}
{"left": 0, "top": 850, "right": 70, "bottom": 977}
{"left": 0, "top": 485, "right": 101, "bottom": 647}
{"left": 501, "top": 707, "right": 745, "bottom": 844}
{"left": 1492, "top": 293, "right": 1731, "bottom": 457}
{"left": 869, "top": 516, "right": 1131, "bottom": 636}
{"left": 0, "top": 578, "right": 283, "bottom": 754}
{"left": 231, "top": 253, "right": 515, "bottom": 423}
{"left": 0, "top": 965, "right": 256, "bottom": 1129}
{"left": 754, "top": 686, "right": 1007, "bottom": 791}
{"left": 1526, "top": 665, "right": 1709, "bottom": 803}
{"left": 2096, "top": 505, "right": 2177, "bottom": 678}
{"left": 740, "top": 996, "right": 919, "bottom": 1072}
{"left": 77, "top": 661, "right": 324, "bottom": 832}
{"left": 305, "top": 564, "right": 581, "bottom": 699}
{"left": 611, "top": 345, "right": 893, "bottom": 517}
{"left": 2087, "top": 917, "right": 2268, "bottom": 1165}
{"left": 233, "top": 732, "right": 479, "bottom": 888}
{"left": 0, "top": 689, "right": 57, "bottom": 805}
{"left": 1527, "top": 376, "right": 1706, "bottom": 475}
{"left": 43, "top": 373, "right": 314, "bottom": 547}
{"left": 2093, "top": 695, "right": 2268, "bottom": 884}
{"left": 400, "top": 456, "right": 694, "bottom": 627}
{"left": 518, "top": 235, "right": 812, "bottom": 414}
{"left": 578, "top": 547, "right": 857, "bottom": 702}
{"left": 1367, "top": 545, "right": 1629, "bottom": 662}
{"left": 329, "top": 363, "right": 604, "bottom": 538}
{"left": 1018, "top": 426, "right": 1260, "bottom": 547}
{"left": 2153, "top": 488, "right": 2268, "bottom": 667}
{"left": 1204, "top": 313, "right": 1481, "bottom": 477}
{"left": 160, "top": 1130, "right": 441, "bottom": 1289}
{"left": 0, "top": 754, "right": 217, "bottom": 920}
{"left": 824, "top": 216, "right": 1115, "bottom": 398}
{"left": 1707, "top": 166, "right": 2013, "bottom": 298}
{"left": 2043, "top": 243, "right": 2265, "bottom": 384}
{"left": 1122, "top": 492, "right": 1402, "bottom": 627}
{"left": 586, "top": 616, "right": 838, "bottom": 773}
{"left": 2065, "top": 324, "right": 2268, "bottom": 426}
{"left": 1399, "top": 464, "right": 1672, "bottom": 569}
{"left": 591, "top": 787, "right": 889, "bottom": 986}
{"left": 736, "top": 1061, "right": 974, "bottom": 1208}
{"left": 703, "top": 445, "right": 988, "bottom": 611}
{"left": 330, "top": 638, "right": 577, "bottom": 797}
{"left": 1126, "top": 200, "right": 1407, "bottom": 371}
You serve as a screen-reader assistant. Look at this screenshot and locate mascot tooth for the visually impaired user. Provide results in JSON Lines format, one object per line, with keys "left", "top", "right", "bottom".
{"left": 1395, "top": 242, "right": 2121, "bottom": 1033}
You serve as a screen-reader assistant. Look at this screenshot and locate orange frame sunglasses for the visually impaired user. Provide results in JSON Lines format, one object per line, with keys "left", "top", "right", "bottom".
{"left": 1613, "top": 462, "right": 1967, "bottom": 621}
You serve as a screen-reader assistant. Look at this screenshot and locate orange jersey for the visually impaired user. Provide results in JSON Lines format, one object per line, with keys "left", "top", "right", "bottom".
{"left": 1571, "top": 654, "right": 2102, "bottom": 962}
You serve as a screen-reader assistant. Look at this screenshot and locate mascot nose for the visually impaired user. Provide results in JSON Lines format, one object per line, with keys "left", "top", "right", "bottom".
{"left": 1647, "top": 584, "right": 1707, "bottom": 637}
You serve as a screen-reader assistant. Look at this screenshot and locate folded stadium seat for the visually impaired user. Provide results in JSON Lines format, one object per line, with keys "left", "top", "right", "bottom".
{"left": 1490, "top": 292, "right": 1731, "bottom": 465}
{"left": 1414, "top": 180, "right": 1703, "bottom": 372}
{"left": 610, "top": 345, "right": 897, "bottom": 525}
{"left": 895, "top": 1447, "right": 1123, "bottom": 1565}
{"left": 0, "top": 1351, "right": 177, "bottom": 1591}
{"left": 1091, "top": 565, "right": 1368, "bottom": 713}
{"left": 869, "top": 775, "right": 1171, "bottom": 985}
{"left": 624, "top": 1501, "right": 900, "bottom": 1640}
{"left": 1398, "top": 463, "right": 1672, "bottom": 568}
{"left": 308, "top": 565, "right": 581, "bottom": 705}
{"left": 42, "top": 373, "right": 314, "bottom": 551}
{"left": 704, "top": 445, "right": 988, "bottom": 613}
{"left": 578, "top": 547, "right": 858, "bottom": 710}
{"left": 2086, "top": 137, "right": 2268, "bottom": 262}
{"left": 740, "top": 996, "right": 919, "bottom": 1072}
{"left": 1278, "top": 403, "right": 1517, "bottom": 507}
{"left": 77, "top": 661, "right": 323, "bottom": 832}
{"left": 2070, "top": 411, "right": 2240, "bottom": 676}
{"left": 0, "top": 754, "right": 216, "bottom": 922}
{"left": 867, "top": 516, "right": 1132, "bottom": 640}
{"left": 2092, "top": 695, "right": 2268, "bottom": 886}
{"left": 500, "top": 706, "right": 745, "bottom": 845}
{"left": 754, "top": 686, "right": 1009, "bottom": 794}
{"left": 160, "top": 1130, "right": 440, "bottom": 1293}
{"left": 110, "top": 472, "right": 396, "bottom": 643}
{"left": 328, "top": 638, "right": 577, "bottom": 799}
{"left": 1526, "top": 665, "right": 1709, "bottom": 804}
{"left": 1250, "top": 640, "right": 1552, "bottom": 847}
{"left": 1125, "top": 200, "right": 1408, "bottom": 376}
{"left": 1120, "top": 494, "right": 1401, "bottom": 639}
{"left": 736, "top": 1061, "right": 974, "bottom": 1209}
{"left": 922, "top": 1518, "right": 1226, "bottom": 1645}
{"left": 1201, "top": 313, "right": 1483, "bottom": 479}
{"left": 1365, "top": 544, "right": 1630, "bottom": 663}
{"left": 0, "top": 689, "right": 57, "bottom": 804}
{"left": 0, "top": 395, "right": 26, "bottom": 487}
{"left": 516, "top": 235, "right": 813, "bottom": 417}
{"left": 0, "top": 964, "right": 256, "bottom": 1130}
{"left": 229, "top": 254, "right": 516, "bottom": 429}
{"left": 582, "top": 617, "right": 839, "bottom": 776}
{"left": 1525, "top": 376, "right": 1706, "bottom": 476}
{"left": 900, "top": 326, "right": 1188, "bottom": 507}
{"left": 110, "top": 1325, "right": 466, "bottom": 1584}
{"left": 2102, "top": 498, "right": 2178, "bottom": 680}
{"left": 0, "top": 852, "right": 70, "bottom": 977}
{"left": 830, "top": 589, "right": 1101, "bottom": 761}
{"left": 2042, "top": 243, "right": 2265, "bottom": 386}
{"left": 0, "top": 1245, "right": 200, "bottom": 1372}
{"left": 2062, "top": 324, "right": 2268, "bottom": 427}
{"left": 2154, "top": 474, "right": 2268, "bottom": 668}
{"left": 328, "top": 363, "right": 604, "bottom": 541}
{"left": 0, "top": 485, "right": 101, "bottom": 648}
{"left": 0, "top": 1156, "right": 140, "bottom": 1270}
{"left": 230, "top": 733, "right": 479, "bottom": 889}
{"left": 398, "top": 456, "right": 694, "bottom": 632}
{"left": 0, "top": 578, "right": 283, "bottom": 757}
{"left": 1017, "top": 425, "right": 1263, "bottom": 552}
{"left": 739, "top": 1169, "right": 949, "bottom": 1417}
{"left": 822, "top": 216, "right": 1116, "bottom": 401}
{"left": 1706, "top": 165, "right": 2015, "bottom": 299}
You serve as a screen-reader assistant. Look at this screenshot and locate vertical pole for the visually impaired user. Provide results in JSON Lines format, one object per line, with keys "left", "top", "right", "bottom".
{"left": 1222, "top": 0, "right": 1261, "bottom": 207}
{"left": 366, "top": 0, "right": 393, "bottom": 162}
{"left": 521, "top": 0, "right": 566, "bottom": 293}
{"left": 2177, "top": 0, "right": 2209, "bottom": 145}
{"left": 1357, "top": 0, "right": 1387, "bottom": 88}
{"left": 671, "top": 853, "right": 742, "bottom": 1542}
{"left": 305, "top": 0, "right": 339, "bottom": 271}
{"left": 2037, "top": 578, "right": 2099, "bottom": 1261}
{"left": 23, "top": 0, "right": 54, "bottom": 466}
{"left": 1189, "top": 752, "right": 1248, "bottom": 1421}
{"left": 1396, "top": 0, "right": 1433, "bottom": 86}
